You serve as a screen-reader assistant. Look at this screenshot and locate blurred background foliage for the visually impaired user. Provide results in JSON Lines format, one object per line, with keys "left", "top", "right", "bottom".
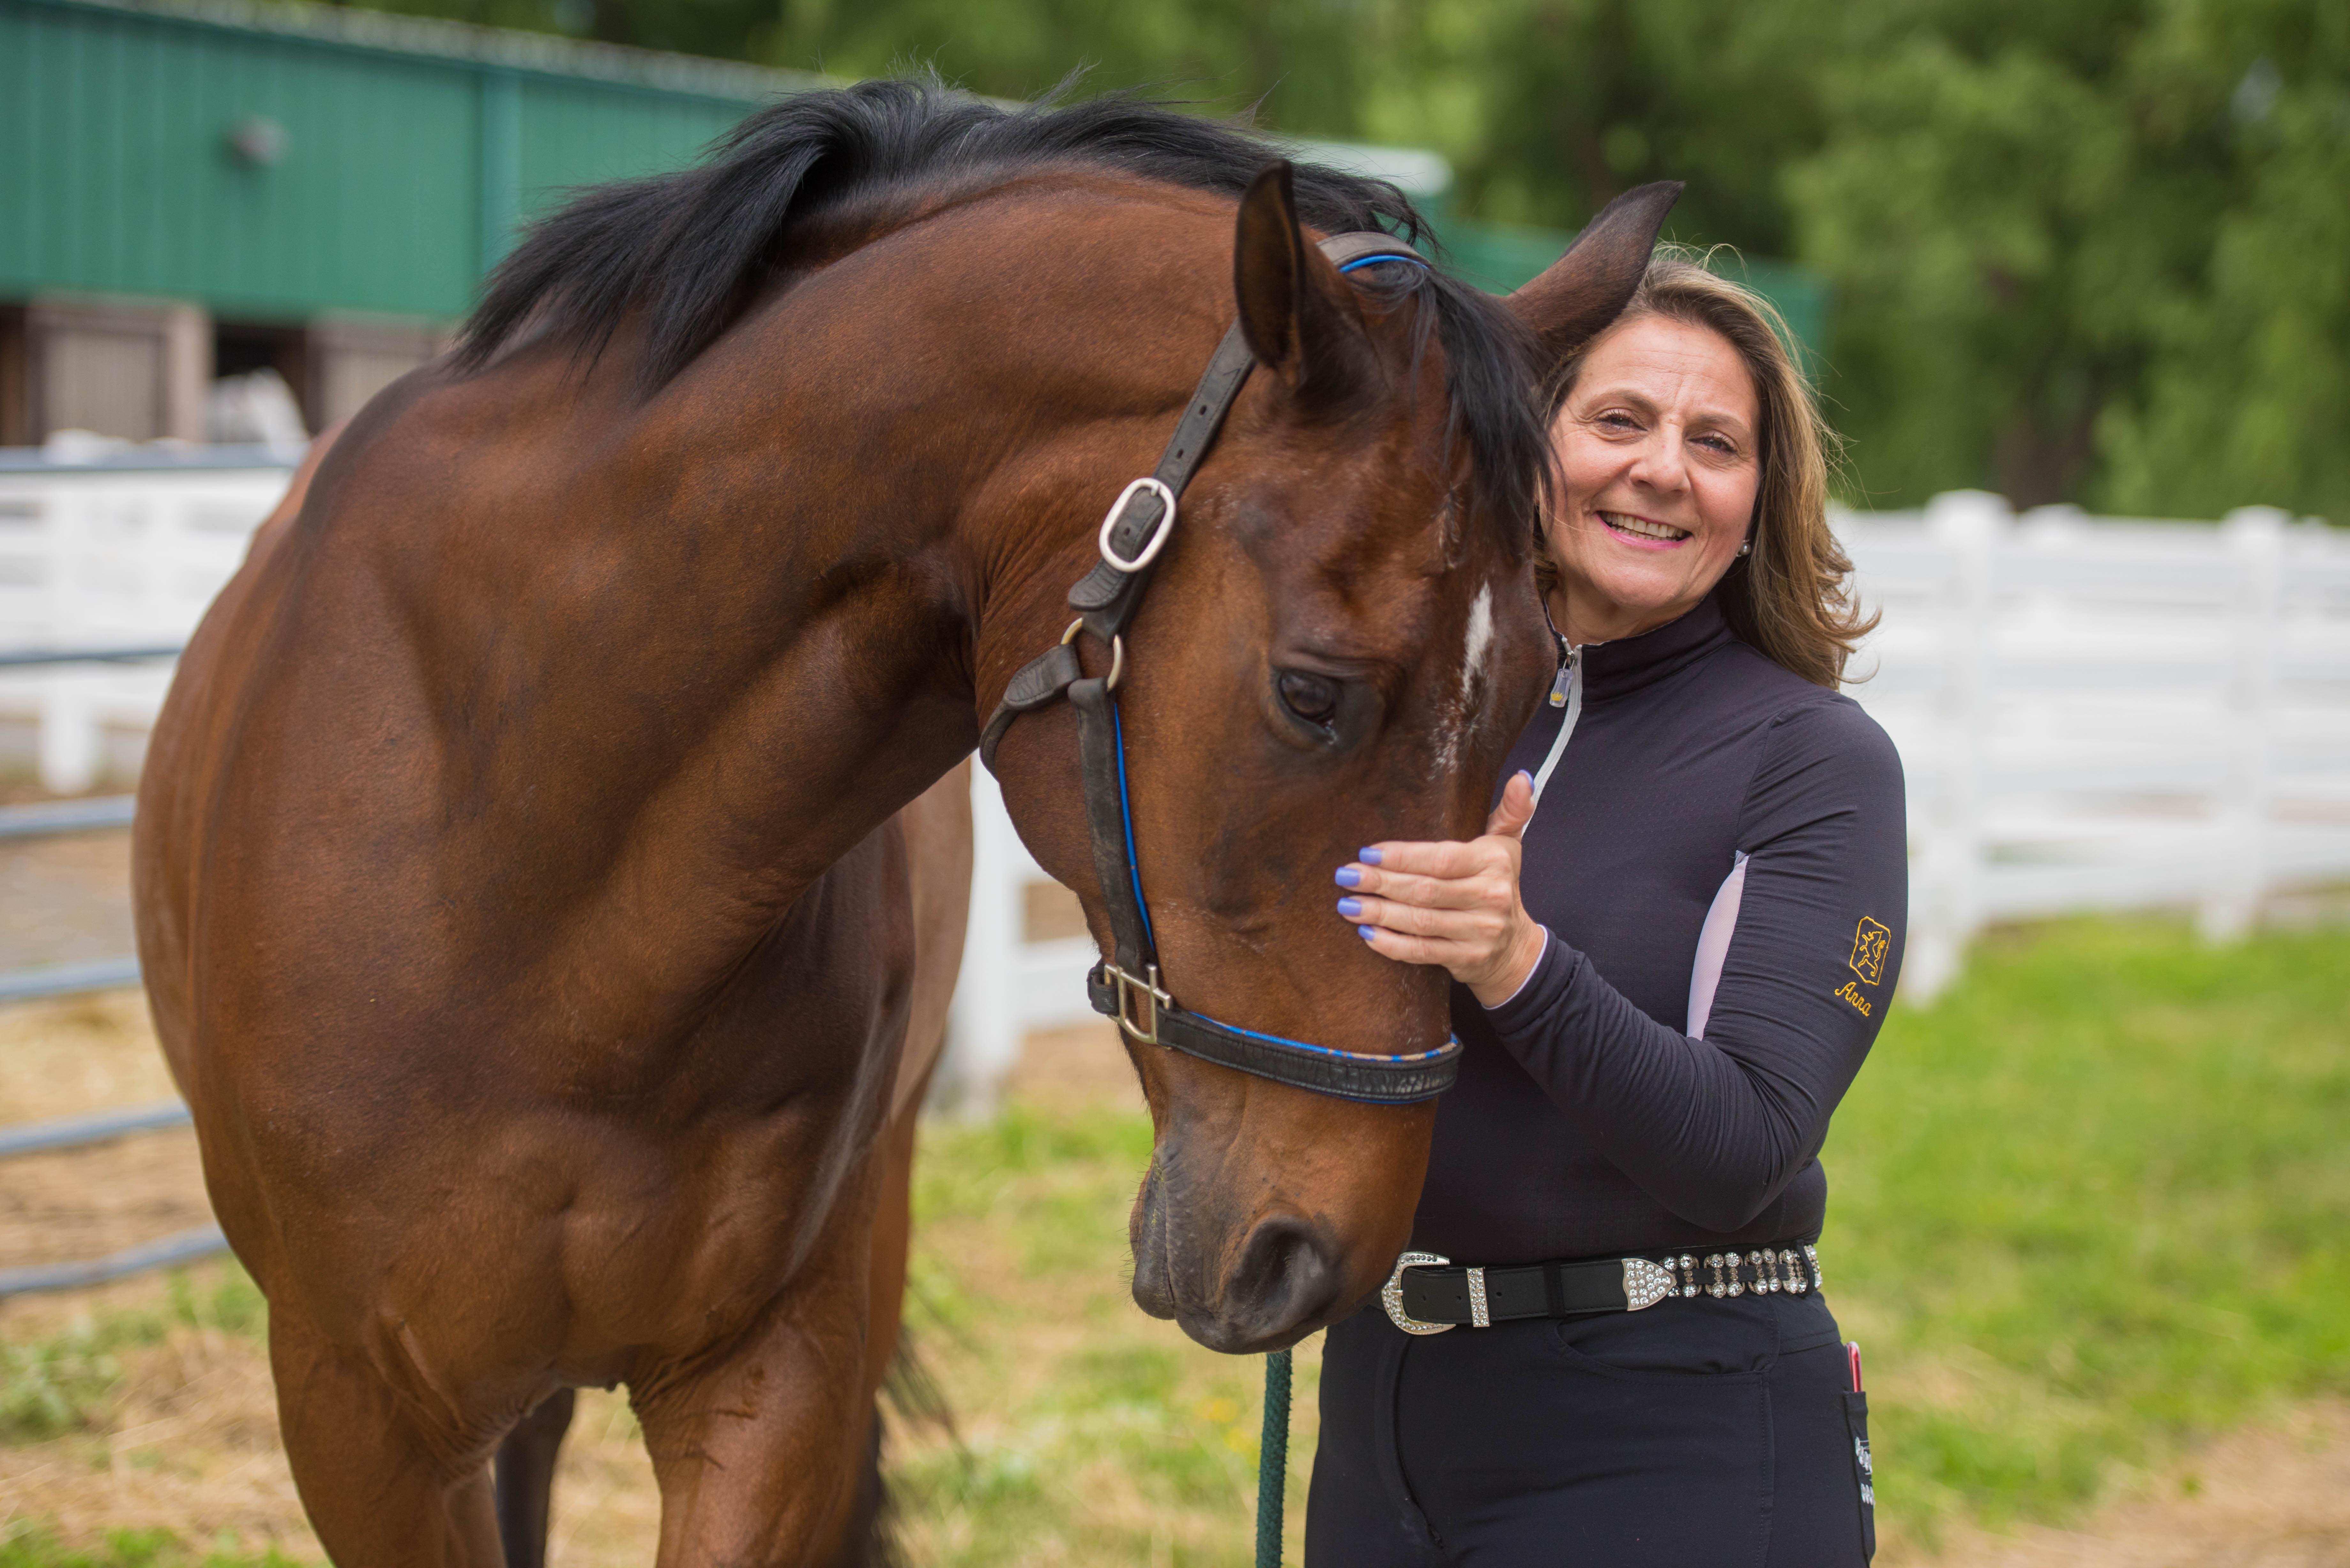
{"left": 344, "top": 0, "right": 2346, "bottom": 521}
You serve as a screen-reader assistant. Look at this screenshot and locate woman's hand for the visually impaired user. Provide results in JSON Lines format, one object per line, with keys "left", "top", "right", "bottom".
{"left": 1335, "top": 770, "right": 1549, "bottom": 1008}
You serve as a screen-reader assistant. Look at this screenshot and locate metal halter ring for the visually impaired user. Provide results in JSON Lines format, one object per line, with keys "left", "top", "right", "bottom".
{"left": 1381, "top": 1251, "right": 1455, "bottom": 1335}
{"left": 1103, "top": 961, "right": 1171, "bottom": 1046}
{"left": 1058, "top": 617, "right": 1125, "bottom": 691}
{"left": 1097, "top": 477, "right": 1179, "bottom": 573}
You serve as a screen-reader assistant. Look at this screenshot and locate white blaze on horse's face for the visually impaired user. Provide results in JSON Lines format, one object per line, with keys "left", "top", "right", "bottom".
{"left": 1432, "top": 580, "right": 1496, "bottom": 776}
{"left": 1460, "top": 582, "right": 1496, "bottom": 703}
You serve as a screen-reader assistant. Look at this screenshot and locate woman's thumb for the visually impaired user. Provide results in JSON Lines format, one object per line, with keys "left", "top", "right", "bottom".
{"left": 1486, "top": 770, "right": 1536, "bottom": 839}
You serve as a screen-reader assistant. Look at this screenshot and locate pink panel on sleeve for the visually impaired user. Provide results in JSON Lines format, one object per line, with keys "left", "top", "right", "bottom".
{"left": 1686, "top": 852, "right": 1749, "bottom": 1041}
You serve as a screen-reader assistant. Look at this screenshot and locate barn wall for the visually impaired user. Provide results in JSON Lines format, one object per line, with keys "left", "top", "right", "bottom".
{"left": 0, "top": 0, "right": 800, "bottom": 325}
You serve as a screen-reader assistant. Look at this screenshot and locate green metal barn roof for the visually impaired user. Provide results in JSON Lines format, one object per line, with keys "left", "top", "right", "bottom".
{"left": 0, "top": 0, "right": 826, "bottom": 322}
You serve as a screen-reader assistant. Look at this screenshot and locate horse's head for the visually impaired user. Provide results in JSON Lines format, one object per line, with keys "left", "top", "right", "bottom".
{"left": 991, "top": 166, "right": 1677, "bottom": 1352}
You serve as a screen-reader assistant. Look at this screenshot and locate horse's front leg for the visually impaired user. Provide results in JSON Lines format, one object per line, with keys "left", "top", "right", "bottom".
{"left": 633, "top": 1220, "right": 884, "bottom": 1567}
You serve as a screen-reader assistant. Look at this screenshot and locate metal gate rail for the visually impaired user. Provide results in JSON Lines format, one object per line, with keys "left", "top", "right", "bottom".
{"left": 0, "top": 646, "right": 221, "bottom": 1297}
{"left": 0, "top": 644, "right": 172, "bottom": 1000}
{"left": 0, "top": 1100, "right": 227, "bottom": 1299}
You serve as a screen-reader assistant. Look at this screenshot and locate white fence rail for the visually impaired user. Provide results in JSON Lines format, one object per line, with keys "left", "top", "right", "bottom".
{"left": 3, "top": 456, "right": 2345, "bottom": 1100}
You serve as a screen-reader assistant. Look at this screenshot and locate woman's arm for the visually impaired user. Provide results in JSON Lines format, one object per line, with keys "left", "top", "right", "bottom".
{"left": 1338, "top": 699, "right": 1907, "bottom": 1232}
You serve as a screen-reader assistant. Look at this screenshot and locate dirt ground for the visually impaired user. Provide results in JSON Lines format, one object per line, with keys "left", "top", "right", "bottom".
{"left": 4, "top": 998, "right": 2348, "bottom": 1565}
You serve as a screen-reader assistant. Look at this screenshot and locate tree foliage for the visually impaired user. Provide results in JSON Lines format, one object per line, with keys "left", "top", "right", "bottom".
{"left": 357, "top": 0, "right": 2347, "bottom": 519}
{"left": 1788, "top": 0, "right": 2349, "bottom": 514}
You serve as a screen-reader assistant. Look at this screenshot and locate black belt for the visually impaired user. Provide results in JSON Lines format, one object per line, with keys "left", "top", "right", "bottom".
{"left": 1381, "top": 1242, "right": 1824, "bottom": 1334}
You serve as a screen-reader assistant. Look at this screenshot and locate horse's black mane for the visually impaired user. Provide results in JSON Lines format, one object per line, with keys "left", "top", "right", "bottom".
{"left": 461, "top": 79, "right": 1547, "bottom": 544}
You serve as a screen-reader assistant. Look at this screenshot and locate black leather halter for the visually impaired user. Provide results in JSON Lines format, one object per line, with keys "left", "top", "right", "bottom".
{"left": 977, "top": 231, "right": 1465, "bottom": 1105}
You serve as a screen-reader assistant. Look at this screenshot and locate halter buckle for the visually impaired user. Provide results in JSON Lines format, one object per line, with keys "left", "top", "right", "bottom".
{"left": 1105, "top": 962, "right": 1172, "bottom": 1046}
{"left": 1098, "top": 478, "right": 1178, "bottom": 574}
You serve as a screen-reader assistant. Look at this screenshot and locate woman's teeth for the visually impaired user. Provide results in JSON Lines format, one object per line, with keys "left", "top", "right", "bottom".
{"left": 1599, "top": 511, "right": 1691, "bottom": 542}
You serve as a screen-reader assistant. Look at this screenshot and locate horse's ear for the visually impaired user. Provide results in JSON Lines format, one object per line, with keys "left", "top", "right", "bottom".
{"left": 1233, "top": 161, "right": 1373, "bottom": 406}
{"left": 1506, "top": 182, "right": 1683, "bottom": 366}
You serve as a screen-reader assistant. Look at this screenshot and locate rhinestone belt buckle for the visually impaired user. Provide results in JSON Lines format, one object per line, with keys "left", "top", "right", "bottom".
{"left": 1621, "top": 1256, "right": 1677, "bottom": 1310}
{"left": 1381, "top": 1251, "right": 1454, "bottom": 1335}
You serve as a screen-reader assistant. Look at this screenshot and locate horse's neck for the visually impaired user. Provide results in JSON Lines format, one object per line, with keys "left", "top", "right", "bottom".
{"left": 460, "top": 292, "right": 1087, "bottom": 949}
{"left": 417, "top": 196, "right": 1215, "bottom": 1009}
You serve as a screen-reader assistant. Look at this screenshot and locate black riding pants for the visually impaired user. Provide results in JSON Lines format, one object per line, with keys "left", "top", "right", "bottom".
{"left": 1306, "top": 1286, "right": 1875, "bottom": 1566}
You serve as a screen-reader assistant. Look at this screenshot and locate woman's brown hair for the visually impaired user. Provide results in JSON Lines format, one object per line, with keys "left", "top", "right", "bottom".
{"left": 1542, "top": 254, "right": 1874, "bottom": 688}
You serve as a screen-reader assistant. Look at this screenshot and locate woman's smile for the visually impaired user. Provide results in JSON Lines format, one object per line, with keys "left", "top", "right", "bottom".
{"left": 1596, "top": 509, "right": 1693, "bottom": 547}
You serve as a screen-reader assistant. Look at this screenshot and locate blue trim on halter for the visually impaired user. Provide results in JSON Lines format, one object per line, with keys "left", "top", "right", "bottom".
{"left": 1337, "top": 252, "right": 1427, "bottom": 274}
{"left": 1190, "top": 1010, "right": 1463, "bottom": 1066}
{"left": 1111, "top": 705, "right": 1155, "bottom": 952}
{"left": 1109, "top": 701, "right": 1459, "bottom": 1074}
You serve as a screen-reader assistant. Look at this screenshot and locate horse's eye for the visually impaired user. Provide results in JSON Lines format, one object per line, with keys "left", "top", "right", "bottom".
{"left": 1277, "top": 670, "right": 1341, "bottom": 727}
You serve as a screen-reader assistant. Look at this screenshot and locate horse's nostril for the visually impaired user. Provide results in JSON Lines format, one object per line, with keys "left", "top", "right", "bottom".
{"left": 1230, "top": 1218, "right": 1341, "bottom": 1335}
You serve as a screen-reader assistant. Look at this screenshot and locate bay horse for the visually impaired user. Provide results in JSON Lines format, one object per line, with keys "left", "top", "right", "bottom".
{"left": 133, "top": 82, "right": 1675, "bottom": 1565}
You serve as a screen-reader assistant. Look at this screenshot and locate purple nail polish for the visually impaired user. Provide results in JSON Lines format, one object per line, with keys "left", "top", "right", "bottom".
{"left": 1516, "top": 769, "right": 1533, "bottom": 785}
{"left": 1337, "top": 897, "right": 1362, "bottom": 918}
{"left": 1358, "top": 925, "right": 1379, "bottom": 941}
{"left": 1335, "top": 866, "right": 1362, "bottom": 888}
{"left": 1360, "top": 847, "right": 1383, "bottom": 866}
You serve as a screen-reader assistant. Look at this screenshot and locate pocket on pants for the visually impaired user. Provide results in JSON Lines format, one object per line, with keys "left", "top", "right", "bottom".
{"left": 1843, "top": 1390, "right": 1876, "bottom": 1561}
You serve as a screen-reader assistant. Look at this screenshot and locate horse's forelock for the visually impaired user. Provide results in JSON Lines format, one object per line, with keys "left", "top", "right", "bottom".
{"left": 1343, "top": 262, "right": 1550, "bottom": 565}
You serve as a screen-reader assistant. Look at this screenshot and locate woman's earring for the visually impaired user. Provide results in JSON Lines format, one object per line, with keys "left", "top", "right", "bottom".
{"left": 1737, "top": 538, "right": 1753, "bottom": 556}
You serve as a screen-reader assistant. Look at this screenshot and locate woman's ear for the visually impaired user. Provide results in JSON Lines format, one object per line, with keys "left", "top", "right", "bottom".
{"left": 1506, "top": 183, "right": 1682, "bottom": 368}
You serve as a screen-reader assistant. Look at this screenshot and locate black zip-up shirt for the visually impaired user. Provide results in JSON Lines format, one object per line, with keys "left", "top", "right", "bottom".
{"left": 1412, "top": 592, "right": 1907, "bottom": 1264}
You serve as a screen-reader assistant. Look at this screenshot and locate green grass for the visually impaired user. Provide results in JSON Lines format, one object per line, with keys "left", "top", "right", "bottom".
{"left": 1823, "top": 916, "right": 2350, "bottom": 1538}
{"left": 0, "top": 1267, "right": 265, "bottom": 1443}
{"left": 0, "top": 1526, "right": 302, "bottom": 1568}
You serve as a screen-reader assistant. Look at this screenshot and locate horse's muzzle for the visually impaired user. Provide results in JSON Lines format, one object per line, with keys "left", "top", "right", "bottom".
{"left": 1129, "top": 1157, "right": 1345, "bottom": 1353}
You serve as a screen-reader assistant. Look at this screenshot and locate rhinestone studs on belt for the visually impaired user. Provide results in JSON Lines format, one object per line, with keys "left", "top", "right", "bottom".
{"left": 1630, "top": 1246, "right": 1820, "bottom": 1308}
{"left": 1667, "top": 1244, "right": 1823, "bottom": 1300}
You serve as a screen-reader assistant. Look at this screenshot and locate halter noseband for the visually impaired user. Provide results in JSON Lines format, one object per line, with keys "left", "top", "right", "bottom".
{"left": 977, "top": 231, "right": 1464, "bottom": 1106}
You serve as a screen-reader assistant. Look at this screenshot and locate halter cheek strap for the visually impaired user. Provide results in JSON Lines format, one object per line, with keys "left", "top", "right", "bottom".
{"left": 978, "top": 231, "right": 1464, "bottom": 1107}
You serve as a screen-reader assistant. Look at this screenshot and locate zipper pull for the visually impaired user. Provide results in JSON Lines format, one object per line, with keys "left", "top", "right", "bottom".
{"left": 1549, "top": 643, "right": 1578, "bottom": 707}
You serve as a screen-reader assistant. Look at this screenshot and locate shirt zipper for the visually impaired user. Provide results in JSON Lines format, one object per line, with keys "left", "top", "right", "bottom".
{"left": 1528, "top": 639, "right": 1582, "bottom": 818}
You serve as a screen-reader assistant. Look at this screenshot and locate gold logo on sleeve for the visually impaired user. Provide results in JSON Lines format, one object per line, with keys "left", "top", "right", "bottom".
{"left": 1848, "top": 917, "right": 1891, "bottom": 987}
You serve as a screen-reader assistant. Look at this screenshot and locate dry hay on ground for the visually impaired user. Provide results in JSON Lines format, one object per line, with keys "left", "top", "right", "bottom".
{"left": 0, "top": 1283, "right": 316, "bottom": 1556}
{"left": 0, "top": 990, "right": 176, "bottom": 1126}
{"left": 0, "top": 990, "right": 213, "bottom": 1289}
{"left": 3, "top": 997, "right": 2346, "bottom": 1564}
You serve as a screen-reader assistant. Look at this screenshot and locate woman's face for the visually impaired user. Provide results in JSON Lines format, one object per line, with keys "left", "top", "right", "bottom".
{"left": 1545, "top": 314, "right": 1762, "bottom": 645}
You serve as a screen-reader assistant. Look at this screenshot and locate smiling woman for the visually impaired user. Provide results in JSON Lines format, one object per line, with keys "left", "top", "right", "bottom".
{"left": 1549, "top": 314, "right": 1761, "bottom": 640}
{"left": 1310, "top": 258, "right": 1907, "bottom": 1566}
{"left": 1543, "top": 257, "right": 1872, "bottom": 685}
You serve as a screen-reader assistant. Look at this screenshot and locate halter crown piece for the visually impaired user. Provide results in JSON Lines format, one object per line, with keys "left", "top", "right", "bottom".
{"left": 978, "top": 232, "right": 1464, "bottom": 1105}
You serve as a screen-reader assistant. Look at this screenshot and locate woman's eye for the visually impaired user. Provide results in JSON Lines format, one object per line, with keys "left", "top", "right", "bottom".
{"left": 1277, "top": 671, "right": 1341, "bottom": 727}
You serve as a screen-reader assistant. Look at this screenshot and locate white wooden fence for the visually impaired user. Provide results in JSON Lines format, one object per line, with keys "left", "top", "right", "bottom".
{"left": 0, "top": 452, "right": 292, "bottom": 793}
{"left": 3, "top": 455, "right": 2345, "bottom": 1104}
{"left": 1836, "top": 492, "right": 2350, "bottom": 999}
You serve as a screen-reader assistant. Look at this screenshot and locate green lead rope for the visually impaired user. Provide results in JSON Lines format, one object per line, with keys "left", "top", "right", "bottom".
{"left": 1256, "top": 1348, "right": 1292, "bottom": 1567}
